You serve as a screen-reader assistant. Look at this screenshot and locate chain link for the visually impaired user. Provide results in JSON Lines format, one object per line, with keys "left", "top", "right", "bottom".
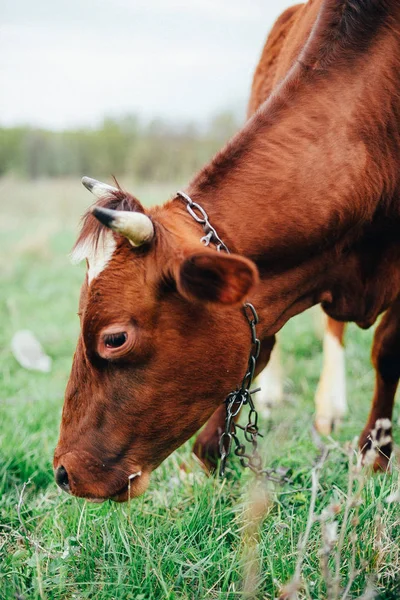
{"left": 177, "top": 191, "right": 230, "bottom": 253}
{"left": 177, "top": 191, "right": 291, "bottom": 486}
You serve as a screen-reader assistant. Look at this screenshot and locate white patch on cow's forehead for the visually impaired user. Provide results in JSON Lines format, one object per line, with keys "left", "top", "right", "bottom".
{"left": 70, "top": 231, "right": 116, "bottom": 284}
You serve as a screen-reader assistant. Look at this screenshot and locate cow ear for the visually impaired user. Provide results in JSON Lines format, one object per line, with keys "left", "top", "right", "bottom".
{"left": 176, "top": 251, "right": 258, "bottom": 305}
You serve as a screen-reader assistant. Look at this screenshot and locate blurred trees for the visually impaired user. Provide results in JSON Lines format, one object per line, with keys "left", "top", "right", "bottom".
{"left": 0, "top": 111, "right": 241, "bottom": 182}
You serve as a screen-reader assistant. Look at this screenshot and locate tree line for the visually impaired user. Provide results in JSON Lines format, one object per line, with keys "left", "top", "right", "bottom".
{"left": 0, "top": 112, "right": 241, "bottom": 182}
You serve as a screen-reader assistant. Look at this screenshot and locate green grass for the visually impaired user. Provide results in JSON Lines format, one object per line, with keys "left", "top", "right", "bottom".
{"left": 0, "top": 178, "right": 399, "bottom": 599}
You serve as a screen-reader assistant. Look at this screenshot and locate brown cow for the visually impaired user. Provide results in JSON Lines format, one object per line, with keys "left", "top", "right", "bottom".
{"left": 54, "top": 0, "right": 400, "bottom": 501}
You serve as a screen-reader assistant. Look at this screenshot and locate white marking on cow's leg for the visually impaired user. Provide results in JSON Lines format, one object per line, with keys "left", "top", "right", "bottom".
{"left": 70, "top": 231, "right": 116, "bottom": 284}
{"left": 315, "top": 329, "right": 347, "bottom": 435}
{"left": 255, "top": 342, "right": 283, "bottom": 418}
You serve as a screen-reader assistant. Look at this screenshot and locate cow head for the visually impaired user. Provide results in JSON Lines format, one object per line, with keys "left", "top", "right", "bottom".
{"left": 53, "top": 178, "right": 258, "bottom": 502}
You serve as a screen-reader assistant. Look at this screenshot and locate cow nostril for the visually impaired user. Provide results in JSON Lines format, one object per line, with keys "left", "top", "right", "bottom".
{"left": 55, "top": 465, "right": 70, "bottom": 491}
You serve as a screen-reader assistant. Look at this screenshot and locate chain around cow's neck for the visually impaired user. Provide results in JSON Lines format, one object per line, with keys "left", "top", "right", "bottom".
{"left": 176, "top": 191, "right": 290, "bottom": 484}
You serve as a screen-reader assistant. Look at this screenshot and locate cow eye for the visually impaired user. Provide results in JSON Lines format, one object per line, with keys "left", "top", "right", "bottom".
{"left": 97, "top": 325, "right": 135, "bottom": 359}
{"left": 104, "top": 332, "right": 127, "bottom": 349}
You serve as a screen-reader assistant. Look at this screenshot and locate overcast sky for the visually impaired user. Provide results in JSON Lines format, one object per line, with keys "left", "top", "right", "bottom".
{"left": 0, "top": 0, "right": 294, "bottom": 129}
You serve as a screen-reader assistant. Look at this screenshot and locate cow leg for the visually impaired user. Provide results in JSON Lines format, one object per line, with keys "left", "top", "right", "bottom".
{"left": 314, "top": 316, "right": 347, "bottom": 435}
{"left": 360, "top": 302, "right": 400, "bottom": 471}
{"left": 192, "top": 404, "right": 228, "bottom": 472}
{"left": 193, "top": 336, "right": 276, "bottom": 472}
{"left": 254, "top": 341, "right": 283, "bottom": 418}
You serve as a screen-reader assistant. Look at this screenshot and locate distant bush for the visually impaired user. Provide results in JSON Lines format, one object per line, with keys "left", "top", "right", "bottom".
{"left": 0, "top": 112, "right": 241, "bottom": 182}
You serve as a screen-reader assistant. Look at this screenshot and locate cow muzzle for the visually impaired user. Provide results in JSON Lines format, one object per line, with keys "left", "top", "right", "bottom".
{"left": 53, "top": 450, "right": 149, "bottom": 502}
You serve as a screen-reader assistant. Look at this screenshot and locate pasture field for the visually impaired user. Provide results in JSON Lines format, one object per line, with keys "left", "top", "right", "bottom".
{"left": 0, "top": 177, "right": 399, "bottom": 599}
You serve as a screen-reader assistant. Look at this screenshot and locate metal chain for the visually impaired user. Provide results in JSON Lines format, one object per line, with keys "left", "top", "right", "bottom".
{"left": 177, "top": 191, "right": 291, "bottom": 486}
{"left": 177, "top": 191, "right": 230, "bottom": 253}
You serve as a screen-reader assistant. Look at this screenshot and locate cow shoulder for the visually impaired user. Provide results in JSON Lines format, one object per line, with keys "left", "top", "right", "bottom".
{"left": 303, "top": 0, "right": 397, "bottom": 69}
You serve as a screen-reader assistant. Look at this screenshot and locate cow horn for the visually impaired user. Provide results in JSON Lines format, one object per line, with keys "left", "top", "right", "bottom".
{"left": 82, "top": 176, "right": 154, "bottom": 246}
{"left": 91, "top": 206, "right": 154, "bottom": 247}
{"left": 81, "top": 176, "right": 118, "bottom": 199}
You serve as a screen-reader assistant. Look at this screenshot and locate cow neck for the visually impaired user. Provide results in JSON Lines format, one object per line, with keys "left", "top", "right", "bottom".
{"left": 180, "top": 59, "right": 400, "bottom": 336}
{"left": 175, "top": 189, "right": 292, "bottom": 483}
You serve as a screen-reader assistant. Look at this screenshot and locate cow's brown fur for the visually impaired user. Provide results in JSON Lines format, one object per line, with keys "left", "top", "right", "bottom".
{"left": 55, "top": 0, "right": 400, "bottom": 500}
